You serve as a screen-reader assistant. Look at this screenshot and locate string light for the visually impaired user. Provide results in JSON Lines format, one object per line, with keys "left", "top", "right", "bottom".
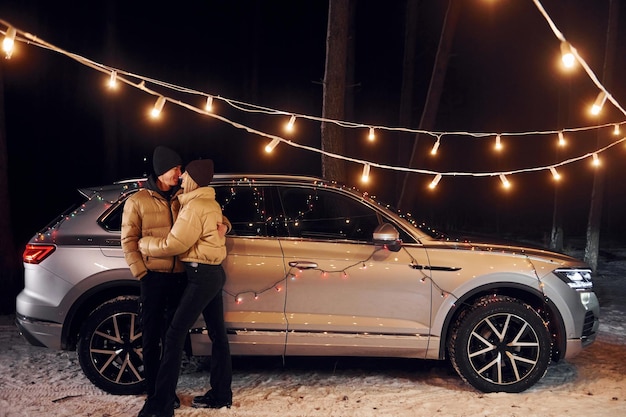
{"left": 558, "top": 131, "right": 566, "bottom": 146}
{"left": 430, "top": 138, "right": 441, "bottom": 155}
{"left": 560, "top": 41, "right": 575, "bottom": 68}
{"left": 285, "top": 115, "right": 296, "bottom": 132}
{"left": 2, "top": 26, "right": 16, "bottom": 58}
{"left": 361, "top": 164, "right": 371, "bottom": 183}
{"left": 590, "top": 91, "right": 607, "bottom": 115}
{"left": 205, "top": 95, "right": 214, "bottom": 112}
{"left": 264, "top": 138, "right": 280, "bottom": 153}
{"left": 428, "top": 174, "right": 442, "bottom": 189}
{"left": 108, "top": 70, "right": 117, "bottom": 89}
{"left": 592, "top": 153, "right": 600, "bottom": 167}
{"left": 494, "top": 134, "right": 503, "bottom": 151}
{"left": 368, "top": 127, "right": 375, "bottom": 141}
{"left": 499, "top": 173, "right": 511, "bottom": 189}
{"left": 550, "top": 167, "right": 561, "bottom": 180}
{"left": 613, "top": 124, "right": 620, "bottom": 135}
{"left": 150, "top": 96, "right": 166, "bottom": 118}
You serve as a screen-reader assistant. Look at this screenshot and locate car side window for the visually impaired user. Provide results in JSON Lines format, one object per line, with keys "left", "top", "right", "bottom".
{"left": 215, "top": 185, "right": 284, "bottom": 237}
{"left": 278, "top": 187, "right": 380, "bottom": 241}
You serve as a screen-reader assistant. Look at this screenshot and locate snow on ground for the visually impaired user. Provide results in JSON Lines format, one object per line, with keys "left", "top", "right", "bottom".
{"left": 1, "top": 254, "right": 626, "bottom": 417}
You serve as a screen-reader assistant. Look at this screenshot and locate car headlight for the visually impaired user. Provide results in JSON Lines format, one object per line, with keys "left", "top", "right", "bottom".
{"left": 553, "top": 268, "right": 593, "bottom": 291}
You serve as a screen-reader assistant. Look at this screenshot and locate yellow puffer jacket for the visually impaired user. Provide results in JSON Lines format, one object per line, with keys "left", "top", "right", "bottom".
{"left": 121, "top": 184, "right": 184, "bottom": 279}
{"left": 139, "top": 187, "right": 227, "bottom": 265}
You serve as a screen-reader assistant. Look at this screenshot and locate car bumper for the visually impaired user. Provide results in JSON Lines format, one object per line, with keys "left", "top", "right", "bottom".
{"left": 15, "top": 313, "right": 63, "bottom": 350}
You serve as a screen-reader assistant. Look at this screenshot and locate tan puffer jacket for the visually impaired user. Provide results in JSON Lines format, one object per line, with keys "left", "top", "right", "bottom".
{"left": 121, "top": 186, "right": 185, "bottom": 279}
{"left": 138, "top": 187, "right": 227, "bottom": 265}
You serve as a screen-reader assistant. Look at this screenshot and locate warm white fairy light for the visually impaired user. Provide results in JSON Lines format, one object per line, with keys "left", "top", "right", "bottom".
{"left": 285, "top": 115, "right": 296, "bottom": 132}
{"left": 613, "top": 124, "right": 620, "bottom": 135}
{"left": 550, "top": 167, "right": 561, "bottom": 180}
{"left": 368, "top": 127, "right": 375, "bottom": 141}
{"left": 150, "top": 96, "right": 166, "bottom": 118}
{"left": 494, "top": 135, "right": 503, "bottom": 151}
{"left": 560, "top": 41, "right": 575, "bottom": 68}
{"left": 430, "top": 139, "right": 441, "bottom": 155}
{"left": 428, "top": 174, "right": 442, "bottom": 189}
{"left": 108, "top": 70, "right": 117, "bottom": 89}
{"left": 558, "top": 131, "right": 566, "bottom": 146}
{"left": 205, "top": 95, "right": 214, "bottom": 112}
{"left": 361, "top": 164, "right": 371, "bottom": 183}
{"left": 592, "top": 153, "right": 600, "bottom": 167}
{"left": 264, "top": 138, "right": 280, "bottom": 153}
{"left": 499, "top": 173, "right": 511, "bottom": 188}
{"left": 591, "top": 91, "right": 607, "bottom": 115}
{"left": 2, "top": 26, "right": 16, "bottom": 58}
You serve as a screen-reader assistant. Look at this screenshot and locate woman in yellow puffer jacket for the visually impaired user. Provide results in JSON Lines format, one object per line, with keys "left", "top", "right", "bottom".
{"left": 137, "top": 159, "right": 232, "bottom": 417}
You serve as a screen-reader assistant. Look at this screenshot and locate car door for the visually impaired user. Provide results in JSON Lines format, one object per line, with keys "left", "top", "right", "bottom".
{"left": 277, "top": 185, "right": 433, "bottom": 358}
{"left": 209, "top": 184, "right": 289, "bottom": 356}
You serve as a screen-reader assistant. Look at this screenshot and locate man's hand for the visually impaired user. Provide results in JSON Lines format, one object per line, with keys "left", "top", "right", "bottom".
{"left": 217, "top": 222, "right": 228, "bottom": 238}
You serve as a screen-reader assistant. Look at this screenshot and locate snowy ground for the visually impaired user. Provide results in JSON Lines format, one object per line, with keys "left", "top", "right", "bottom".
{"left": 1, "top": 252, "right": 626, "bottom": 417}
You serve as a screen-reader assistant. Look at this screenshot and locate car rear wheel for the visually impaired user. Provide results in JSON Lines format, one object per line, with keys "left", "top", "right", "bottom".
{"left": 77, "top": 296, "right": 146, "bottom": 395}
{"left": 448, "top": 295, "right": 552, "bottom": 393}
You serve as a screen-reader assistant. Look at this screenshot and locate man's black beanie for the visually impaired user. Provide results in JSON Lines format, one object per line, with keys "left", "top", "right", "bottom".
{"left": 153, "top": 146, "right": 182, "bottom": 176}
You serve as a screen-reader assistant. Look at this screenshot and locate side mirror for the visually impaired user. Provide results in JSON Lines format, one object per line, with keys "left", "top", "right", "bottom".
{"left": 372, "top": 223, "right": 402, "bottom": 252}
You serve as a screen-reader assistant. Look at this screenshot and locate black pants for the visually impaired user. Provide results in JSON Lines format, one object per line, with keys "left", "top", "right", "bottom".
{"left": 139, "top": 271, "right": 186, "bottom": 398}
{"left": 145, "top": 263, "right": 232, "bottom": 414}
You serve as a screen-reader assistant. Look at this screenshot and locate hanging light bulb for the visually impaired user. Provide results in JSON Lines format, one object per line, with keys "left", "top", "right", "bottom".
{"left": 150, "top": 96, "right": 166, "bottom": 118}
{"left": 285, "top": 115, "right": 296, "bottom": 132}
{"left": 550, "top": 167, "right": 561, "bottom": 181}
{"left": 3, "top": 26, "right": 17, "bottom": 59}
{"left": 560, "top": 41, "right": 575, "bottom": 68}
{"left": 264, "top": 138, "right": 280, "bottom": 153}
{"left": 558, "top": 131, "right": 566, "bottom": 147}
{"left": 613, "top": 124, "right": 620, "bottom": 135}
{"left": 368, "top": 127, "right": 375, "bottom": 141}
{"left": 428, "top": 174, "right": 442, "bottom": 189}
{"left": 205, "top": 95, "right": 214, "bottom": 112}
{"left": 590, "top": 91, "right": 607, "bottom": 115}
{"left": 430, "top": 139, "right": 441, "bottom": 155}
{"left": 499, "top": 173, "right": 511, "bottom": 189}
{"left": 108, "top": 70, "right": 118, "bottom": 89}
{"left": 361, "top": 164, "right": 371, "bottom": 183}
{"left": 494, "top": 134, "right": 503, "bottom": 151}
{"left": 592, "top": 153, "right": 600, "bottom": 167}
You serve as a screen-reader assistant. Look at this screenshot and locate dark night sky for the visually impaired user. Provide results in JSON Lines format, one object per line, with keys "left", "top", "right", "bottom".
{"left": 1, "top": 0, "right": 626, "bottom": 249}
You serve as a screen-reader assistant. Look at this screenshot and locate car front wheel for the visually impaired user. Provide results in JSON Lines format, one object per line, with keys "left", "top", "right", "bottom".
{"left": 77, "top": 296, "right": 146, "bottom": 395}
{"left": 448, "top": 295, "right": 552, "bottom": 393}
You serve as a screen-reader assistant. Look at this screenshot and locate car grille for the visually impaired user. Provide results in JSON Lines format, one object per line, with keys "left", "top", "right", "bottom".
{"left": 581, "top": 310, "right": 597, "bottom": 344}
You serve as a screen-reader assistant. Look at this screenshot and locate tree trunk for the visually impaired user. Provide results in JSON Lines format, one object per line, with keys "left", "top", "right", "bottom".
{"left": 0, "top": 61, "right": 22, "bottom": 314}
{"left": 321, "top": 0, "right": 350, "bottom": 181}
{"left": 584, "top": 0, "right": 619, "bottom": 271}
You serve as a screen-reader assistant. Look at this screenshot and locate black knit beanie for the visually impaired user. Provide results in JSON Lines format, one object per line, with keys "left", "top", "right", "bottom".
{"left": 153, "top": 146, "right": 182, "bottom": 176}
{"left": 185, "top": 159, "right": 214, "bottom": 187}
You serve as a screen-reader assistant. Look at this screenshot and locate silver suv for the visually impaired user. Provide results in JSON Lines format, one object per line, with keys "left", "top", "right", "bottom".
{"left": 16, "top": 174, "right": 599, "bottom": 394}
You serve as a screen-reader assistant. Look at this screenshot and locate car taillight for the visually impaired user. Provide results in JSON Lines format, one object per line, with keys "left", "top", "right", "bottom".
{"left": 23, "top": 244, "right": 56, "bottom": 264}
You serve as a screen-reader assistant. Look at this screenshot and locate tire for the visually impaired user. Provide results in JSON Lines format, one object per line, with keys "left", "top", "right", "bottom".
{"left": 448, "top": 295, "right": 552, "bottom": 393}
{"left": 77, "top": 296, "right": 146, "bottom": 395}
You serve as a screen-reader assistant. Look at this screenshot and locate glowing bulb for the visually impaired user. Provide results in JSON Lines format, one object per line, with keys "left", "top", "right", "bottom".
{"left": 265, "top": 138, "right": 280, "bottom": 153}
{"left": 108, "top": 71, "right": 117, "bottom": 89}
{"left": 560, "top": 41, "right": 575, "bottom": 68}
{"left": 592, "top": 153, "right": 600, "bottom": 167}
{"left": 558, "top": 131, "right": 566, "bottom": 147}
{"left": 428, "top": 174, "right": 442, "bottom": 189}
{"left": 494, "top": 135, "right": 503, "bottom": 151}
{"left": 368, "top": 127, "right": 375, "bottom": 141}
{"left": 430, "top": 139, "right": 440, "bottom": 155}
{"left": 150, "top": 96, "right": 166, "bottom": 118}
{"left": 361, "top": 164, "right": 371, "bottom": 183}
{"left": 550, "top": 167, "right": 561, "bottom": 180}
{"left": 614, "top": 124, "right": 620, "bottom": 135}
{"left": 205, "top": 96, "right": 214, "bottom": 112}
{"left": 499, "top": 173, "right": 510, "bottom": 189}
{"left": 590, "top": 91, "right": 607, "bottom": 115}
{"left": 2, "top": 26, "right": 16, "bottom": 58}
{"left": 285, "top": 115, "right": 296, "bottom": 132}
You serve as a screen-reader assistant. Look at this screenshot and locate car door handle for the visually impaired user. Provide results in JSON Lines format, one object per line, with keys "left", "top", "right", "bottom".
{"left": 288, "top": 261, "right": 319, "bottom": 270}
